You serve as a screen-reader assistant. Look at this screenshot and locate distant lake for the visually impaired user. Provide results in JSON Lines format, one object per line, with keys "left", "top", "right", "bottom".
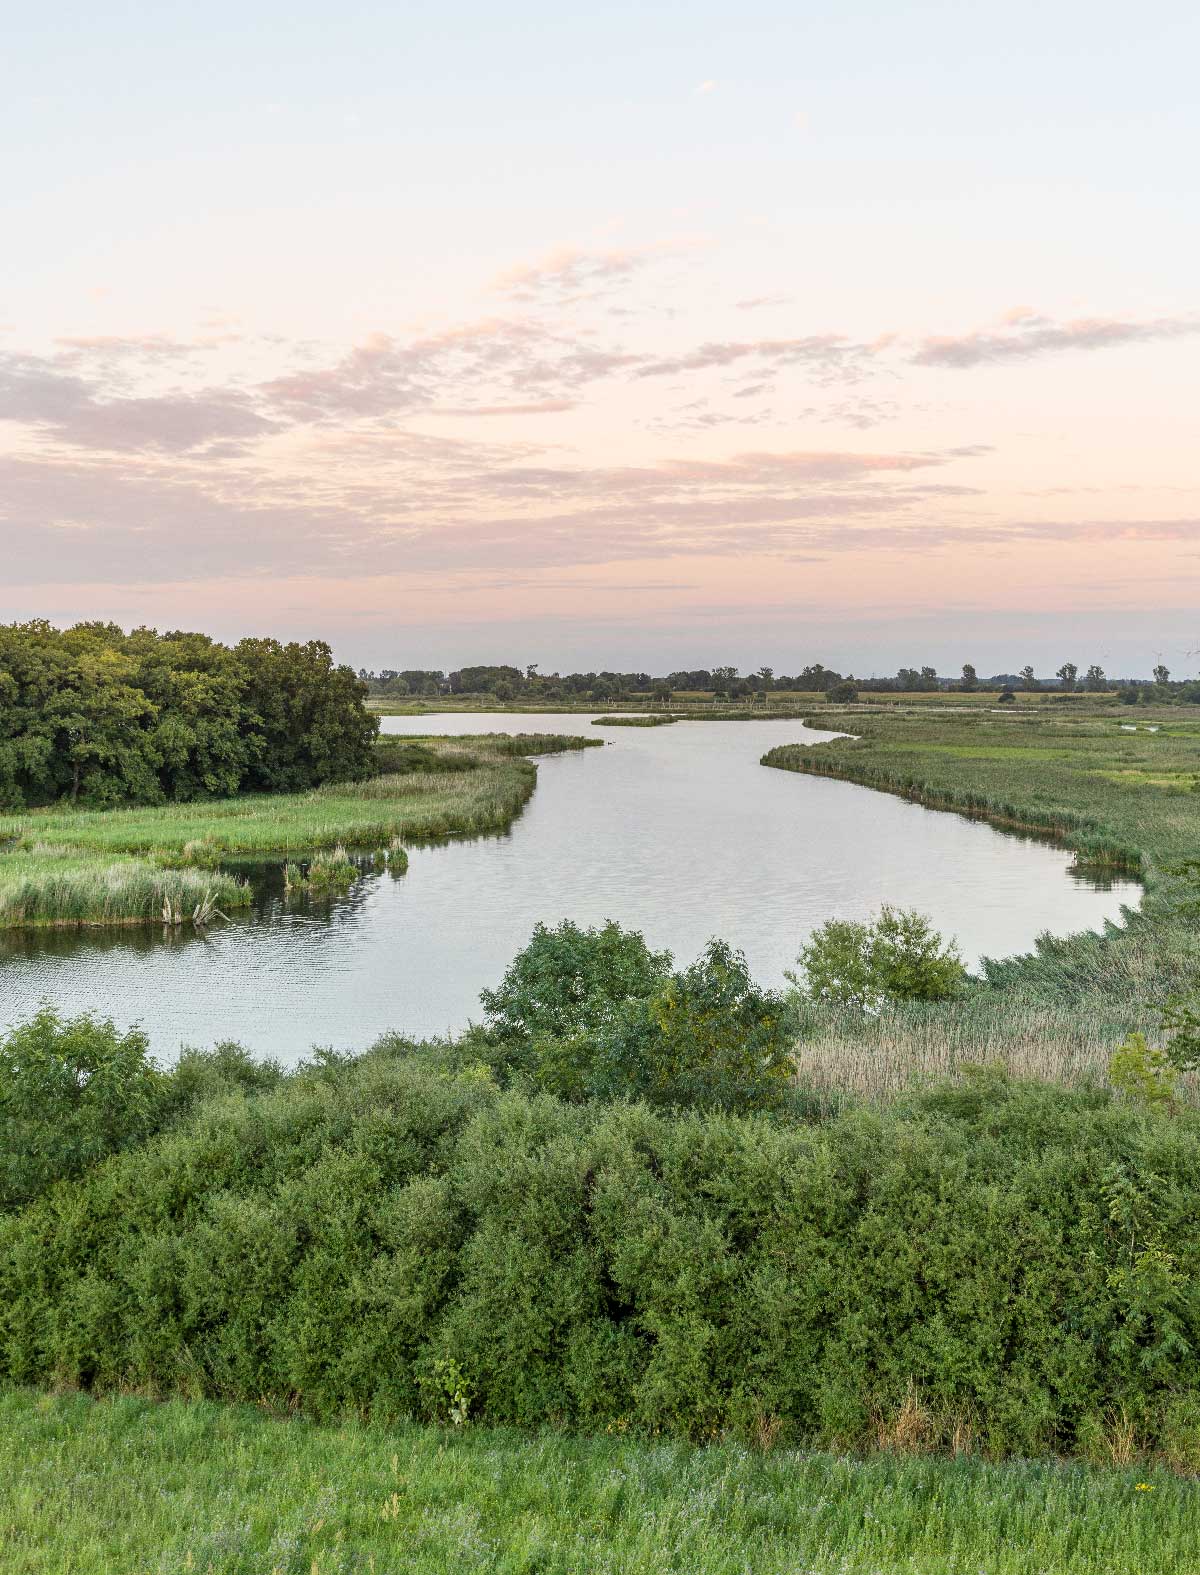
{"left": 0, "top": 714, "right": 1139, "bottom": 1062}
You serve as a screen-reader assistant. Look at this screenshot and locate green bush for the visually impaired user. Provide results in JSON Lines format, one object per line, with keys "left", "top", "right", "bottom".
{"left": 0, "top": 1008, "right": 162, "bottom": 1208}
{"left": 480, "top": 920, "right": 672, "bottom": 1044}
{"left": 588, "top": 939, "right": 793, "bottom": 1112}
{"left": 485, "top": 927, "right": 792, "bottom": 1112}
{"left": 2, "top": 1052, "right": 1199, "bottom": 1459}
{"left": 794, "top": 906, "right": 966, "bottom": 1011}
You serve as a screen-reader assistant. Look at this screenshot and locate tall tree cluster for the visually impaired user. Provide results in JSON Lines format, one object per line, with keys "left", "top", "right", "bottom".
{"left": 0, "top": 622, "right": 379, "bottom": 809}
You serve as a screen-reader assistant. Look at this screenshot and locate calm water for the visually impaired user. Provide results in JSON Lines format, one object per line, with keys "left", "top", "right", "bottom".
{"left": 0, "top": 714, "right": 1139, "bottom": 1061}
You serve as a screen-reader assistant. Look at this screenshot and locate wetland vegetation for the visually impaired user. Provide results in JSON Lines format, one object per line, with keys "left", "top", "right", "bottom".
{"left": 0, "top": 723, "right": 598, "bottom": 929}
{"left": 763, "top": 705, "right": 1200, "bottom": 1097}
{"left": 4, "top": 631, "right": 1200, "bottom": 1570}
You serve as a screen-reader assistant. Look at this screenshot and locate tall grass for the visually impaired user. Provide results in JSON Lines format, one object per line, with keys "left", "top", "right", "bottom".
{"left": 0, "top": 846, "right": 249, "bottom": 930}
{"left": 3, "top": 1389, "right": 1195, "bottom": 1575}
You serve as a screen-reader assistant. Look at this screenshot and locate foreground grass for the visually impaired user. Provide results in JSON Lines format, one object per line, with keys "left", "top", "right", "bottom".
{"left": 0, "top": 735, "right": 598, "bottom": 930}
{"left": 1, "top": 1391, "right": 1194, "bottom": 1575}
{"left": 765, "top": 706, "right": 1200, "bottom": 1081}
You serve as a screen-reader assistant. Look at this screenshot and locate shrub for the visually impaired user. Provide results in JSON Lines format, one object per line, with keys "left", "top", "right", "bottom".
{"left": 794, "top": 906, "right": 966, "bottom": 1011}
{"left": 0, "top": 1008, "right": 161, "bottom": 1208}
{"left": 1109, "top": 1032, "right": 1177, "bottom": 1107}
{"left": 589, "top": 940, "right": 793, "bottom": 1112}
{"left": 1162, "top": 995, "right": 1200, "bottom": 1071}
{"left": 2, "top": 1057, "right": 1199, "bottom": 1459}
{"left": 480, "top": 920, "right": 672, "bottom": 1044}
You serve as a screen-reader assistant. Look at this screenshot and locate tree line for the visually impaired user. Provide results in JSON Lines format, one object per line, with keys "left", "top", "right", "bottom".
{"left": 0, "top": 622, "right": 378, "bottom": 809}
{"left": 361, "top": 659, "right": 1195, "bottom": 703}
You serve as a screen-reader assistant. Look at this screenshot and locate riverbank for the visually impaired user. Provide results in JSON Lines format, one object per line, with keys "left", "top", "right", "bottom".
{"left": 0, "top": 734, "right": 599, "bottom": 930}
{"left": 764, "top": 706, "right": 1200, "bottom": 1078}
{"left": 3, "top": 1388, "right": 1193, "bottom": 1575}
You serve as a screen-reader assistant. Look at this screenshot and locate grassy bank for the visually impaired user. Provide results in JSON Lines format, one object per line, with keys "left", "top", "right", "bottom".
{"left": 764, "top": 707, "right": 1200, "bottom": 1076}
{"left": 0, "top": 735, "right": 598, "bottom": 930}
{"left": 591, "top": 713, "right": 679, "bottom": 727}
{"left": 3, "top": 1389, "right": 1195, "bottom": 1575}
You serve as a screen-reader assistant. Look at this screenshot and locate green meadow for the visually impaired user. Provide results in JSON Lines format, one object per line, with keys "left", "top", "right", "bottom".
{"left": 2, "top": 1389, "right": 1195, "bottom": 1575}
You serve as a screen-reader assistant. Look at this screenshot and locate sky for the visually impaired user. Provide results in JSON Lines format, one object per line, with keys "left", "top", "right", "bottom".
{"left": 2, "top": 0, "right": 1198, "bottom": 677}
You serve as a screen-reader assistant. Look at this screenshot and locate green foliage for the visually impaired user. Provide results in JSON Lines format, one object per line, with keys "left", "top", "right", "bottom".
{"left": 481, "top": 926, "right": 790, "bottom": 1113}
{"left": 592, "top": 939, "right": 794, "bottom": 1111}
{"left": 0, "top": 620, "right": 377, "bottom": 810}
{"left": 1109, "top": 1033, "right": 1177, "bottom": 1107}
{"left": 480, "top": 920, "right": 672, "bottom": 1044}
{"left": 795, "top": 906, "right": 966, "bottom": 1011}
{"left": 3, "top": 1054, "right": 1200, "bottom": 1462}
{"left": 0, "top": 734, "right": 588, "bottom": 929}
{"left": 234, "top": 635, "right": 378, "bottom": 793}
{"left": 0, "top": 1008, "right": 161, "bottom": 1208}
{"left": 1161, "top": 995, "right": 1200, "bottom": 1071}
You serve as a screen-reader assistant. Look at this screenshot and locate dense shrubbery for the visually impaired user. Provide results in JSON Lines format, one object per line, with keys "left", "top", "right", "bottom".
{"left": 1, "top": 1044, "right": 1198, "bottom": 1461}
{"left": 480, "top": 922, "right": 792, "bottom": 1111}
{"left": 0, "top": 621, "right": 378, "bottom": 808}
{"left": 0, "top": 1009, "right": 281, "bottom": 1207}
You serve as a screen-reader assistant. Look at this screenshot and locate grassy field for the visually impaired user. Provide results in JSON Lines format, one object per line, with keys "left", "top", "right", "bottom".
{"left": 2, "top": 1390, "right": 1195, "bottom": 1575}
{"left": 765, "top": 705, "right": 1200, "bottom": 1087}
{"left": 0, "top": 735, "right": 598, "bottom": 930}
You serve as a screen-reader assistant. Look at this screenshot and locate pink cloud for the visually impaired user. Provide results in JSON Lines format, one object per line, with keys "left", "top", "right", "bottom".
{"left": 912, "top": 313, "right": 1200, "bottom": 368}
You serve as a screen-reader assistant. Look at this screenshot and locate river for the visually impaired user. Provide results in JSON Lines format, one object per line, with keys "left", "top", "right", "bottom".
{"left": 0, "top": 714, "right": 1138, "bottom": 1060}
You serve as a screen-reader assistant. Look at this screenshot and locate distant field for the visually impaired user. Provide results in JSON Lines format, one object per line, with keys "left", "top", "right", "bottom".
{"left": 2, "top": 1390, "right": 1195, "bottom": 1575}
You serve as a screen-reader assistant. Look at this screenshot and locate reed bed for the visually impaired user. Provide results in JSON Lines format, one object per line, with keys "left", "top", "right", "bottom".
{"left": 0, "top": 846, "right": 249, "bottom": 930}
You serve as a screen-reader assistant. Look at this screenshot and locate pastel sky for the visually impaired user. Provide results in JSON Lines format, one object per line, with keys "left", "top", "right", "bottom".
{"left": 3, "top": 0, "right": 1198, "bottom": 675}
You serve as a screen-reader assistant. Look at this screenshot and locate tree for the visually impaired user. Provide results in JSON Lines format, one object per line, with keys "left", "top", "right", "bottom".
{"left": 960, "top": 663, "right": 978, "bottom": 692}
{"left": 794, "top": 907, "right": 966, "bottom": 1011}
{"left": 1153, "top": 664, "right": 1170, "bottom": 686}
{"left": 236, "top": 637, "right": 378, "bottom": 792}
{"left": 592, "top": 940, "right": 793, "bottom": 1112}
{"left": 1020, "top": 665, "right": 1037, "bottom": 691}
{"left": 0, "top": 1008, "right": 162, "bottom": 1208}
{"left": 828, "top": 681, "right": 858, "bottom": 704}
{"left": 998, "top": 687, "right": 1016, "bottom": 704}
{"left": 1056, "top": 662, "right": 1078, "bottom": 692}
{"left": 479, "top": 920, "right": 672, "bottom": 1045}
{"left": 1084, "top": 664, "right": 1107, "bottom": 693}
